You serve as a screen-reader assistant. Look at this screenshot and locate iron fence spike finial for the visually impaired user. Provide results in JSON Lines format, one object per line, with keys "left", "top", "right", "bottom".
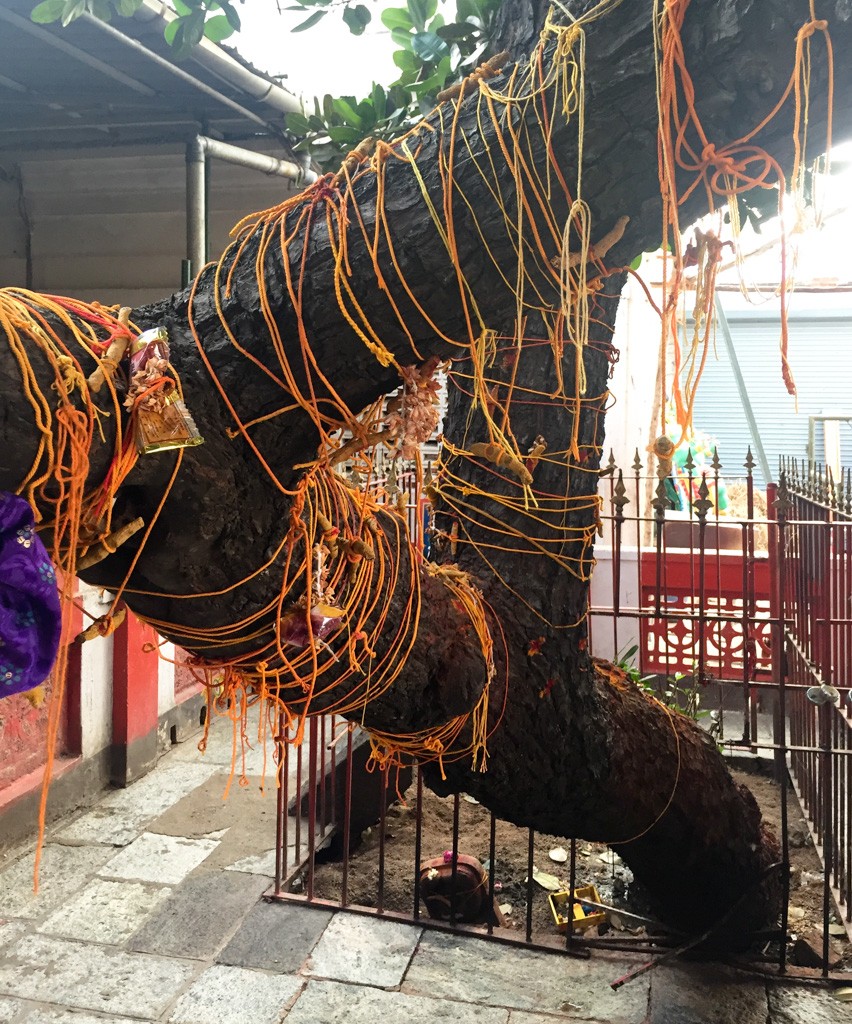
{"left": 612, "top": 469, "right": 629, "bottom": 512}
{"left": 632, "top": 448, "right": 643, "bottom": 473}
{"left": 692, "top": 476, "right": 713, "bottom": 519}
{"left": 684, "top": 448, "right": 696, "bottom": 473}
{"left": 651, "top": 474, "right": 669, "bottom": 515}
{"left": 711, "top": 447, "right": 722, "bottom": 473}
{"left": 601, "top": 450, "right": 616, "bottom": 477}
{"left": 744, "top": 448, "right": 755, "bottom": 472}
{"left": 773, "top": 471, "right": 793, "bottom": 518}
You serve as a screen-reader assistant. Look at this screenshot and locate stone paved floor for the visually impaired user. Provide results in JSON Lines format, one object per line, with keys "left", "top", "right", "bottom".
{"left": 0, "top": 717, "right": 850, "bottom": 1023}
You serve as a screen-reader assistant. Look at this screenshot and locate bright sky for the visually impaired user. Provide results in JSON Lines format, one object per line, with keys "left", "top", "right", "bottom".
{"left": 236, "top": 1, "right": 398, "bottom": 100}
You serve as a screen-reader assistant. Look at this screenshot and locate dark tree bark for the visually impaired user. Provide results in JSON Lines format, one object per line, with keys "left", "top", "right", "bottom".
{"left": 2, "top": 0, "right": 850, "bottom": 935}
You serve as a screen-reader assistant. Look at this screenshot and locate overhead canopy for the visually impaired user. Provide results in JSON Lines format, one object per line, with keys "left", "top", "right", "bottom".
{"left": 0, "top": 0, "right": 303, "bottom": 152}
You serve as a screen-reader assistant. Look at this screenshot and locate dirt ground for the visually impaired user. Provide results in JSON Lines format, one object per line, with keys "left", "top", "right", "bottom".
{"left": 309, "top": 760, "right": 849, "bottom": 960}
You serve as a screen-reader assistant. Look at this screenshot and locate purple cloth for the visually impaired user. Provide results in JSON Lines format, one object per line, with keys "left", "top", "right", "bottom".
{"left": 0, "top": 492, "right": 62, "bottom": 698}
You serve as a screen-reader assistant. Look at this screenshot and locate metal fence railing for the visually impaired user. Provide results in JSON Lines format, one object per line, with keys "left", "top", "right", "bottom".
{"left": 266, "top": 449, "right": 852, "bottom": 982}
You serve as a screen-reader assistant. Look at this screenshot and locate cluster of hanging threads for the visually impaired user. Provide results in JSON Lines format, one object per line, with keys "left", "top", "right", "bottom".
{"left": 653, "top": 0, "right": 834, "bottom": 446}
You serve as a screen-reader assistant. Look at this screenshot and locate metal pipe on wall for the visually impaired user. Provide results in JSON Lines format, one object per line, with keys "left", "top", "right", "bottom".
{"left": 185, "top": 134, "right": 317, "bottom": 279}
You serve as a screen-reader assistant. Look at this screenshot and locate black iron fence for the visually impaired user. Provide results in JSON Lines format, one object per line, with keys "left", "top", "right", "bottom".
{"left": 268, "top": 449, "right": 852, "bottom": 982}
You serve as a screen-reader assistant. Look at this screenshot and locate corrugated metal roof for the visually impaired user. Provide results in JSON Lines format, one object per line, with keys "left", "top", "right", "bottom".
{"left": 690, "top": 309, "right": 852, "bottom": 487}
{"left": 0, "top": 0, "right": 298, "bottom": 151}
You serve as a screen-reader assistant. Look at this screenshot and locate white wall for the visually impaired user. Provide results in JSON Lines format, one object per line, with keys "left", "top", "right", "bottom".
{"left": 78, "top": 583, "right": 114, "bottom": 759}
{"left": 158, "top": 642, "right": 177, "bottom": 717}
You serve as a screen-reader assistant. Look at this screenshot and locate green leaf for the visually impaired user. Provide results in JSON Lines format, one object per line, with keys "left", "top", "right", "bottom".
{"left": 113, "top": 0, "right": 144, "bottom": 15}
{"left": 286, "top": 111, "right": 313, "bottom": 135}
{"left": 436, "top": 22, "right": 475, "bottom": 41}
{"left": 391, "top": 26, "right": 414, "bottom": 49}
{"left": 392, "top": 48, "right": 419, "bottom": 71}
{"left": 323, "top": 93, "right": 335, "bottom": 119}
{"left": 411, "top": 30, "right": 450, "bottom": 63}
{"left": 407, "top": 0, "right": 428, "bottom": 32}
{"left": 327, "top": 125, "right": 362, "bottom": 145}
{"left": 217, "top": 0, "right": 241, "bottom": 31}
{"left": 172, "top": 0, "right": 193, "bottom": 14}
{"left": 332, "top": 96, "right": 363, "bottom": 128}
{"left": 286, "top": 112, "right": 313, "bottom": 136}
{"left": 371, "top": 82, "right": 386, "bottom": 116}
{"left": 342, "top": 3, "right": 371, "bottom": 35}
{"left": 30, "top": 0, "right": 67, "bottom": 23}
{"left": 629, "top": 254, "right": 643, "bottom": 271}
{"left": 427, "top": 13, "right": 444, "bottom": 31}
{"left": 164, "top": 18, "right": 179, "bottom": 44}
{"left": 292, "top": 9, "right": 326, "bottom": 31}
{"left": 60, "top": 0, "right": 87, "bottom": 28}
{"left": 380, "top": 7, "right": 412, "bottom": 31}
{"left": 89, "top": 0, "right": 112, "bottom": 19}
{"left": 203, "top": 14, "right": 234, "bottom": 41}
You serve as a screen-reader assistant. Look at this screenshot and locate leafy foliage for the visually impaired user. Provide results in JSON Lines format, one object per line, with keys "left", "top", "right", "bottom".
{"left": 284, "top": 0, "right": 503, "bottom": 168}
{"left": 33, "top": 0, "right": 503, "bottom": 166}
{"left": 31, "top": 0, "right": 244, "bottom": 57}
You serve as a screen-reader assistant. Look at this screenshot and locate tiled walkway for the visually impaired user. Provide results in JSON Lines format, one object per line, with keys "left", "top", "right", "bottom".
{"left": 0, "top": 718, "right": 848, "bottom": 1024}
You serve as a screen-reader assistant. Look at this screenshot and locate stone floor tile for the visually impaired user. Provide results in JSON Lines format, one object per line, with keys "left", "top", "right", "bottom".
{"left": 98, "top": 762, "right": 221, "bottom": 816}
{"left": 648, "top": 963, "right": 766, "bottom": 1024}
{"left": 403, "top": 932, "right": 648, "bottom": 1022}
{"left": 225, "top": 850, "right": 277, "bottom": 876}
{"left": 285, "top": 979, "right": 509, "bottom": 1024}
{"left": 56, "top": 763, "right": 219, "bottom": 848}
{"left": 0, "top": 921, "right": 27, "bottom": 950}
{"left": 306, "top": 913, "right": 421, "bottom": 987}
{"left": 128, "top": 871, "right": 269, "bottom": 959}
{"left": 0, "top": 934, "right": 195, "bottom": 1018}
{"left": 54, "top": 808, "right": 150, "bottom": 848}
{"left": 99, "top": 833, "right": 218, "bottom": 885}
{"left": 769, "top": 984, "right": 852, "bottom": 1024}
{"left": 18, "top": 1011, "right": 154, "bottom": 1024}
{"left": 0, "top": 996, "right": 21, "bottom": 1024}
{"left": 169, "top": 964, "right": 303, "bottom": 1024}
{"left": 216, "top": 901, "right": 333, "bottom": 972}
{"left": 38, "top": 879, "right": 171, "bottom": 945}
{"left": 0, "top": 845, "right": 115, "bottom": 920}
{"left": 168, "top": 715, "right": 274, "bottom": 776}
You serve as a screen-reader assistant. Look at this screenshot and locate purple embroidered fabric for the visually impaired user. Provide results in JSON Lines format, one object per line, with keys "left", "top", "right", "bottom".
{"left": 0, "top": 492, "right": 62, "bottom": 698}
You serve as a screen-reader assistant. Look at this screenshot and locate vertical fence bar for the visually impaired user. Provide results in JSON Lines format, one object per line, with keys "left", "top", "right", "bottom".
{"left": 341, "top": 725, "right": 353, "bottom": 907}
{"left": 487, "top": 812, "right": 497, "bottom": 936}
{"left": 306, "top": 716, "right": 318, "bottom": 901}
{"left": 450, "top": 793, "right": 460, "bottom": 928}
{"left": 275, "top": 713, "right": 286, "bottom": 894}
{"left": 378, "top": 767, "right": 388, "bottom": 914}
{"left": 525, "top": 828, "right": 535, "bottom": 944}
{"left": 413, "top": 765, "right": 423, "bottom": 920}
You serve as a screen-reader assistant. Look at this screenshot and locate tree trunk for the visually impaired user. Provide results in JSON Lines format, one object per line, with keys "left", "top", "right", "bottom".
{"left": 2, "top": 0, "right": 849, "bottom": 935}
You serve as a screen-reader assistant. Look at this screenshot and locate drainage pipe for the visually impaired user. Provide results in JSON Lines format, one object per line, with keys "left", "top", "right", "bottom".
{"left": 185, "top": 135, "right": 317, "bottom": 277}
{"left": 134, "top": 0, "right": 304, "bottom": 117}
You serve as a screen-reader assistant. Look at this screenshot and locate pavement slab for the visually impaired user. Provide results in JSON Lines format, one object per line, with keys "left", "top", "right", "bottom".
{"left": 403, "top": 932, "right": 649, "bottom": 1022}
{"left": 0, "top": 933, "right": 196, "bottom": 1018}
{"left": 0, "top": 921, "right": 27, "bottom": 951}
{"left": 0, "top": 844, "right": 115, "bottom": 920}
{"left": 216, "top": 900, "right": 333, "bottom": 972}
{"left": 647, "top": 963, "right": 767, "bottom": 1024}
{"left": 169, "top": 964, "right": 303, "bottom": 1024}
{"left": 285, "top": 978, "right": 510, "bottom": 1024}
{"left": 0, "top": 997, "right": 21, "bottom": 1024}
{"left": 768, "top": 984, "right": 852, "bottom": 1024}
{"left": 128, "top": 871, "right": 270, "bottom": 960}
{"left": 306, "top": 912, "right": 422, "bottom": 988}
{"left": 17, "top": 1012, "right": 154, "bottom": 1024}
{"left": 99, "top": 833, "right": 218, "bottom": 885}
{"left": 56, "top": 763, "right": 220, "bottom": 848}
{"left": 148, "top": 773, "right": 280, "bottom": 873}
{"left": 37, "top": 878, "right": 172, "bottom": 945}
